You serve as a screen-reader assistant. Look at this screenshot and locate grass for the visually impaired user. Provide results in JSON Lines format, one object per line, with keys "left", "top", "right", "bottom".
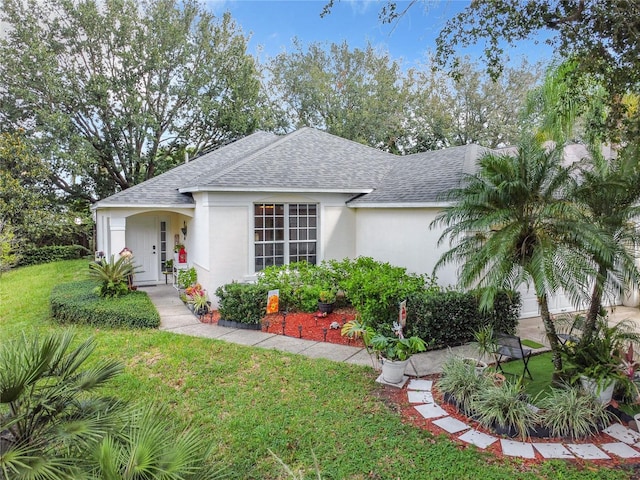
{"left": 520, "top": 339, "right": 545, "bottom": 349}
{"left": 0, "top": 260, "right": 635, "bottom": 479}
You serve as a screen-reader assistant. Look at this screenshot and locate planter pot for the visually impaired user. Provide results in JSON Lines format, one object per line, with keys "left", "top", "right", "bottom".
{"left": 463, "top": 358, "right": 488, "bottom": 376}
{"left": 217, "top": 318, "right": 261, "bottom": 330}
{"left": 580, "top": 375, "right": 616, "bottom": 404}
{"left": 381, "top": 358, "right": 409, "bottom": 384}
{"left": 317, "top": 301, "right": 335, "bottom": 314}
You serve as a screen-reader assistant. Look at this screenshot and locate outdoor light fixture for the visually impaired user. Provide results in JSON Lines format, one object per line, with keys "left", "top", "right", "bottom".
{"left": 322, "top": 327, "right": 328, "bottom": 342}
{"left": 298, "top": 325, "right": 303, "bottom": 338}
{"left": 181, "top": 221, "right": 187, "bottom": 239}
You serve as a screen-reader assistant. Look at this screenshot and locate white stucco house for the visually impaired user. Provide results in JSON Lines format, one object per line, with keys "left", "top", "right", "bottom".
{"left": 92, "top": 127, "right": 593, "bottom": 317}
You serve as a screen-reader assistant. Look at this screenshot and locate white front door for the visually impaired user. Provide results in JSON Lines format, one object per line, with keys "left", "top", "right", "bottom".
{"left": 126, "top": 216, "right": 159, "bottom": 284}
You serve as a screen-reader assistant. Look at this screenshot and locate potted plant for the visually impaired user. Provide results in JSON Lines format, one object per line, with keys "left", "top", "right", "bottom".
{"left": 189, "top": 291, "right": 210, "bottom": 318}
{"left": 317, "top": 289, "right": 337, "bottom": 314}
{"left": 343, "top": 320, "right": 427, "bottom": 384}
{"left": 465, "top": 324, "right": 496, "bottom": 375}
{"left": 562, "top": 317, "right": 640, "bottom": 404}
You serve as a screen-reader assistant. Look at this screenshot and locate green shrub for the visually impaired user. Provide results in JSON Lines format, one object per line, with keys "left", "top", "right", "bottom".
{"left": 17, "top": 244, "right": 90, "bottom": 267}
{"left": 216, "top": 282, "right": 269, "bottom": 324}
{"left": 406, "top": 290, "right": 520, "bottom": 348}
{"left": 50, "top": 281, "right": 160, "bottom": 328}
{"left": 438, "top": 356, "right": 491, "bottom": 414}
{"left": 474, "top": 380, "right": 540, "bottom": 441}
{"left": 256, "top": 262, "right": 324, "bottom": 312}
{"left": 331, "top": 257, "right": 428, "bottom": 327}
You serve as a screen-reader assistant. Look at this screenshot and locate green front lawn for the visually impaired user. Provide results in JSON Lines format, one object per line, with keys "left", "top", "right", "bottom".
{"left": 0, "top": 260, "right": 633, "bottom": 479}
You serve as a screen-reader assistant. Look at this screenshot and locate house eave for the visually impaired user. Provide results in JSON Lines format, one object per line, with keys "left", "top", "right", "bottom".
{"left": 347, "top": 202, "right": 454, "bottom": 208}
{"left": 179, "top": 186, "right": 374, "bottom": 195}
{"left": 92, "top": 203, "right": 195, "bottom": 211}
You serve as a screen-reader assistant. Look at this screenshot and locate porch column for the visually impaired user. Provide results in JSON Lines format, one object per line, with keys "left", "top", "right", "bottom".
{"left": 109, "top": 217, "right": 127, "bottom": 260}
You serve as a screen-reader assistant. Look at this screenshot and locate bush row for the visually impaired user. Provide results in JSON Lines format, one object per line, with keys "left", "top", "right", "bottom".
{"left": 50, "top": 280, "right": 160, "bottom": 328}
{"left": 17, "top": 245, "right": 91, "bottom": 267}
{"left": 219, "top": 258, "right": 521, "bottom": 345}
{"left": 406, "top": 290, "right": 521, "bottom": 349}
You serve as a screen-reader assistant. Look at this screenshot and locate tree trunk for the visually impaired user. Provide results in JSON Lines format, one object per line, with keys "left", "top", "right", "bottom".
{"left": 582, "top": 265, "right": 606, "bottom": 344}
{"left": 538, "top": 294, "right": 563, "bottom": 381}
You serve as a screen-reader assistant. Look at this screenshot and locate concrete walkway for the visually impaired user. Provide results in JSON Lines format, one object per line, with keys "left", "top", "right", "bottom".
{"left": 142, "top": 283, "right": 640, "bottom": 376}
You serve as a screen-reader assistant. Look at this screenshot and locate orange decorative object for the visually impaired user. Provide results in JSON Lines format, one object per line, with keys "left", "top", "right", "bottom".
{"left": 266, "top": 293, "right": 279, "bottom": 314}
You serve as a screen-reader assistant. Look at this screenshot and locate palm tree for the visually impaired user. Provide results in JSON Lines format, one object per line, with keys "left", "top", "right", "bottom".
{"left": 571, "top": 145, "right": 640, "bottom": 342}
{"left": 0, "top": 331, "right": 125, "bottom": 479}
{"left": 528, "top": 61, "right": 640, "bottom": 343}
{"left": 432, "top": 134, "right": 608, "bottom": 375}
{"left": 0, "top": 331, "right": 226, "bottom": 480}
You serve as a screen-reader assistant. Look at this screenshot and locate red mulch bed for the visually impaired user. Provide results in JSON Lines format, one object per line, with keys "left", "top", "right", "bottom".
{"left": 201, "top": 307, "right": 365, "bottom": 347}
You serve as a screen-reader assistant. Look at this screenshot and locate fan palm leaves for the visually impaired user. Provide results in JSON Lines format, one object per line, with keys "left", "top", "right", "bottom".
{"left": 0, "top": 331, "right": 125, "bottom": 479}
{"left": 0, "top": 331, "right": 225, "bottom": 480}
{"left": 432, "top": 134, "right": 612, "bottom": 374}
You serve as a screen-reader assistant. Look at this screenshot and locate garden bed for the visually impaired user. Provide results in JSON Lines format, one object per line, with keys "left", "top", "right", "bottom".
{"left": 201, "top": 307, "right": 364, "bottom": 347}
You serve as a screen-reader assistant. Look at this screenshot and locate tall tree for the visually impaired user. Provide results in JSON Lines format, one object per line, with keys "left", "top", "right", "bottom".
{"left": 323, "top": 1, "right": 640, "bottom": 140}
{"left": 527, "top": 63, "right": 640, "bottom": 342}
{"left": 267, "top": 40, "right": 413, "bottom": 153}
{"left": 432, "top": 134, "right": 609, "bottom": 375}
{"left": 0, "top": 0, "right": 271, "bottom": 202}
{"left": 268, "top": 42, "right": 540, "bottom": 152}
{"left": 0, "top": 132, "right": 87, "bottom": 250}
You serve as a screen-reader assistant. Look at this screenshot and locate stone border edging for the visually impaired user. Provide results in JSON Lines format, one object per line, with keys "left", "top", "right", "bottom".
{"left": 405, "top": 378, "right": 640, "bottom": 461}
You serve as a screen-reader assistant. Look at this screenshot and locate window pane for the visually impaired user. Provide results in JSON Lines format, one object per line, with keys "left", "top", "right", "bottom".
{"left": 300, "top": 217, "right": 307, "bottom": 227}
{"left": 255, "top": 231, "right": 264, "bottom": 242}
{"left": 275, "top": 243, "right": 284, "bottom": 256}
{"left": 290, "top": 230, "right": 297, "bottom": 240}
{"left": 275, "top": 217, "right": 284, "bottom": 229}
{"left": 275, "top": 204, "right": 284, "bottom": 215}
{"left": 309, "top": 229, "right": 316, "bottom": 240}
{"left": 299, "top": 230, "right": 307, "bottom": 240}
{"left": 290, "top": 243, "right": 298, "bottom": 255}
{"left": 255, "top": 217, "right": 263, "bottom": 228}
{"left": 308, "top": 205, "right": 316, "bottom": 215}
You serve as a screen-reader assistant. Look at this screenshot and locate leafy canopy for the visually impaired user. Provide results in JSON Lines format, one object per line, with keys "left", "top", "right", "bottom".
{"left": 0, "top": 0, "right": 271, "bottom": 202}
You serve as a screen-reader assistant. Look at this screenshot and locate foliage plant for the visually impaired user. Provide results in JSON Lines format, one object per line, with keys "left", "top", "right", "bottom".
{"left": 437, "top": 355, "right": 492, "bottom": 414}
{"left": 257, "top": 261, "right": 326, "bottom": 312}
{"left": 0, "top": 331, "right": 125, "bottom": 478}
{"left": 367, "top": 322, "right": 427, "bottom": 361}
{"left": 177, "top": 267, "right": 197, "bottom": 290}
{"left": 216, "top": 282, "right": 268, "bottom": 325}
{"left": 50, "top": 280, "right": 160, "bottom": 328}
{"left": 473, "top": 380, "right": 541, "bottom": 441}
{"left": 561, "top": 316, "right": 640, "bottom": 393}
{"left": 88, "top": 254, "right": 137, "bottom": 297}
{"left": 539, "top": 385, "right": 615, "bottom": 440}
{"left": 189, "top": 291, "right": 210, "bottom": 316}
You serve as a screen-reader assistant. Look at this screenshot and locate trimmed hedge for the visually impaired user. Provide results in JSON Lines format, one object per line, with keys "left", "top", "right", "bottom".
{"left": 215, "top": 282, "right": 269, "bottom": 325}
{"left": 50, "top": 280, "right": 160, "bottom": 328}
{"left": 405, "top": 290, "right": 521, "bottom": 349}
{"left": 18, "top": 245, "right": 91, "bottom": 267}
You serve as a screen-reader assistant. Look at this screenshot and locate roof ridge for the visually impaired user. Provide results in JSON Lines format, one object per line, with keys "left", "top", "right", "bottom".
{"left": 199, "top": 129, "right": 307, "bottom": 183}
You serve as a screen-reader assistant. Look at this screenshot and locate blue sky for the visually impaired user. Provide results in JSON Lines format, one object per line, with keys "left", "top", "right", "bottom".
{"left": 207, "top": 0, "right": 554, "bottom": 68}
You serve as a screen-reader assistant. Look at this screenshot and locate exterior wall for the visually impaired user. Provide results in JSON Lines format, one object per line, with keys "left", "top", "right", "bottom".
{"left": 198, "top": 192, "right": 357, "bottom": 308}
{"left": 353, "top": 207, "right": 458, "bottom": 288}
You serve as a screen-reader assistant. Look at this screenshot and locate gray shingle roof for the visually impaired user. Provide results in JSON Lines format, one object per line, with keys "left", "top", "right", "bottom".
{"left": 348, "top": 144, "right": 488, "bottom": 205}
{"left": 94, "top": 131, "right": 279, "bottom": 207}
{"left": 183, "top": 128, "right": 397, "bottom": 192}
{"left": 95, "top": 127, "right": 489, "bottom": 208}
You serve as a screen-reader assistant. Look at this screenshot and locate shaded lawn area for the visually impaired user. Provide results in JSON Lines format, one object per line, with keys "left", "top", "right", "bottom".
{"left": 0, "top": 260, "right": 635, "bottom": 479}
{"left": 494, "top": 352, "right": 555, "bottom": 400}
